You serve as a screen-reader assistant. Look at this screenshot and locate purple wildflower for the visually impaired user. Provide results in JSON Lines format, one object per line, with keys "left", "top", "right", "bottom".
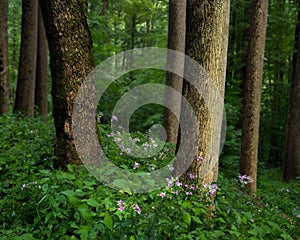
{"left": 176, "top": 181, "right": 182, "bottom": 187}
{"left": 133, "top": 161, "right": 140, "bottom": 170}
{"left": 168, "top": 165, "right": 174, "bottom": 171}
{"left": 134, "top": 204, "right": 142, "bottom": 214}
{"left": 107, "top": 132, "right": 115, "bottom": 137}
{"left": 160, "top": 192, "right": 166, "bottom": 198}
{"left": 111, "top": 115, "right": 118, "bottom": 122}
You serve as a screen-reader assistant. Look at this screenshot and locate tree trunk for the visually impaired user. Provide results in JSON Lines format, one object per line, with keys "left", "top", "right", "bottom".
{"left": 39, "top": 0, "right": 95, "bottom": 168}
{"left": 102, "top": 0, "right": 108, "bottom": 27}
{"left": 181, "top": 0, "right": 230, "bottom": 184}
{"left": 240, "top": 0, "right": 268, "bottom": 195}
{"left": 14, "top": 0, "right": 38, "bottom": 117}
{"left": 163, "top": 0, "right": 186, "bottom": 144}
{"left": 283, "top": 2, "right": 300, "bottom": 181}
{"left": 102, "top": 0, "right": 108, "bottom": 15}
{"left": 35, "top": 3, "right": 48, "bottom": 118}
{"left": 0, "top": 0, "right": 9, "bottom": 114}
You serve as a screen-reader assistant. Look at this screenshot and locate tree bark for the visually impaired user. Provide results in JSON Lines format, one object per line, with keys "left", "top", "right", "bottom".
{"left": 181, "top": 0, "right": 230, "bottom": 184}
{"left": 0, "top": 0, "right": 9, "bottom": 114}
{"left": 39, "top": 0, "right": 95, "bottom": 168}
{"left": 14, "top": 0, "right": 38, "bottom": 117}
{"left": 35, "top": 3, "right": 48, "bottom": 118}
{"left": 163, "top": 0, "right": 186, "bottom": 144}
{"left": 283, "top": 2, "right": 300, "bottom": 181}
{"left": 240, "top": 0, "right": 268, "bottom": 195}
{"left": 102, "top": 0, "right": 108, "bottom": 16}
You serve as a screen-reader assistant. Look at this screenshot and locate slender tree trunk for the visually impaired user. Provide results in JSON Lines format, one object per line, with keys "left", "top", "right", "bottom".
{"left": 240, "top": 0, "right": 268, "bottom": 195}
{"left": 40, "top": 0, "right": 95, "bottom": 168}
{"left": 35, "top": 3, "right": 48, "bottom": 118}
{"left": 102, "top": 0, "right": 108, "bottom": 15}
{"left": 0, "top": 0, "right": 9, "bottom": 114}
{"left": 180, "top": 0, "right": 230, "bottom": 184}
{"left": 14, "top": 0, "right": 38, "bottom": 117}
{"left": 163, "top": 0, "right": 186, "bottom": 144}
{"left": 10, "top": 6, "right": 20, "bottom": 103}
{"left": 102, "top": 0, "right": 108, "bottom": 27}
{"left": 283, "top": 2, "right": 300, "bottom": 181}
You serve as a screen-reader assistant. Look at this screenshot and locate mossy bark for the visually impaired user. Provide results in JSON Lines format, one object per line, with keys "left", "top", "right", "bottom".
{"left": 181, "top": 0, "right": 230, "bottom": 184}
{"left": 14, "top": 0, "right": 38, "bottom": 117}
{"left": 163, "top": 0, "right": 186, "bottom": 144}
{"left": 35, "top": 3, "right": 48, "bottom": 119}
{"left": 40, "top": 0, "right": 95, "bottom": 168}
{"left": 0, "top": 0, "right": 9, "bottom": 114}
{"left": 283, "top": 2, "right": 300, "bottom": 181}
{"left": 240, "top": 0, "right": 268, "bottom": 195}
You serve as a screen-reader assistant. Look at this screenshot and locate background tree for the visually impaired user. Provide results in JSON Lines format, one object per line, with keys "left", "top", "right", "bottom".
{"left": 221, "top": 0, "right": 297, "bottom": 177}
{"left": 181, "top": 0, "right": 230, "bottom": 184}
{"left": 0, "top": 0, "right": 9, "bottom": 114}
{"left": 259, "top": 1, "right": 296, "bottom": 167}
{"left": 7, "top": 0, "right": 21, "bottom": 104}
{"left": 13, "top": 0, "right": 38, "bottom": 117}
{"left": 283, "top": 2, "right": 300, "bottom": 181}
{"left": 35, "top": 3, "right": 48, "bottom": 118}
{"left": 163, "top": 0, "right": 186, "bottom": 144}
{"left": 40, "top": 0, "right": 95, "bottom": 168}
{"left": 240, "top": 0, "right": 268, "bottom": 195}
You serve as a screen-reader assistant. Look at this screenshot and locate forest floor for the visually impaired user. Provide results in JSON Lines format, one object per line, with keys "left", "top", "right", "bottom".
{"left": 0, "top": 113, "right": 299, "bottom": 239}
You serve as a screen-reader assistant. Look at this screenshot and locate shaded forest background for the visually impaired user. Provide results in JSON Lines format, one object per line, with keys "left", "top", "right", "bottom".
{"left": 4, "top": 0, "right": 298, "bottom": 168}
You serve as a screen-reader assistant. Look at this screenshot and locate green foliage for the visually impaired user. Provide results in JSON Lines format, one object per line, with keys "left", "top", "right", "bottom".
{"left": 226, "top": 0, "right": 298, "bottom": 167}
{"left": 98, "top": 122, "right": 175, "bottom": 173}
{"left": 88, "top": 0, "right": 168, "bottom": 64}
{"left": 98, "top": 69, "right": 166, "bottom": 132}
{"left": 1, "top": 115, "right": 299, "bottom": 239}
{"left": 7, "top": 0, "right": 22, "bottom": 97}
{"left": 258, "top": 0, "right": 298, "bottom": 166}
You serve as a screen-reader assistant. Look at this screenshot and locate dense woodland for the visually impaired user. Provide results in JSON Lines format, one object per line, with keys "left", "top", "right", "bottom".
{"left": 0, "top": 0, "right": 300, "bottom": 239}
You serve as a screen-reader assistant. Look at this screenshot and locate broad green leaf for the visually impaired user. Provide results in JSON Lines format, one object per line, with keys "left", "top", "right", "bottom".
{"left": 183, "top": 212, "right": 191, "bottom": 226}
{"left": 104, "top": 214, "right": 113, "bottom": 229}
{"left": 61, "top": 190, "right": 75, "bottom": 197}
{"left": 12, "top": 233, "right": 35, "bottom": 240}
{"left": 78, "top": 207, "right": 93, "bottom": 223}
{"left": 84, "top": 198, "right": 101, "bottom": 208}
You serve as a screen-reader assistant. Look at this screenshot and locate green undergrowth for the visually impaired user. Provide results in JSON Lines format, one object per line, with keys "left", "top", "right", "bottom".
{"left": 0, "top": 114, "right": 299, "bottom": 239}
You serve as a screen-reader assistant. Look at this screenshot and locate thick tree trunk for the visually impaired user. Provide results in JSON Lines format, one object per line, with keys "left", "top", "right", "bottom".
{"left": 163, "top": 0, "right": 186, "bottom": 144}
{"left": 283, "top": 3, "right": 300, "bottom": 181}
{"left": 39, "top": 0, "right": 95, "bottom": 168}
{"left": 181, "top": 0, "right": 230, "bottom": 184}
{"left": 240, "top": 0, "right": 268, "bottom": 195}
{"left": 35, "top": 3, "right": 48, "bottom": 118}
{"left": 0, "top": 0, "right": 9, "bottom": 114}
{"left": 14, "top": 0, "right": 38, "bottom": 117}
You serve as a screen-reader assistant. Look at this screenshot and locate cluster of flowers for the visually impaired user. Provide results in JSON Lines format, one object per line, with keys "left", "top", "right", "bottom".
{"left": 158, "top": 169, "right": 219, "bottom": 200}
{"left": 238, "top": 174, "right": 254, "bottom": 185}
{"left": 107, "top": 114, "right": 169, "bottom": 171}
{"left": 293, "top": 207, "right": 300, "bottom": 219}
{"left": 117, "top": 168, "right": 221, "bottom": 214}
{"left": 117, "top": 199, "right": 142, "bottom": 215}
{"left": 107, "top": 116, "right": 160, "bottom": 157}
{"left": 202, "top": 183, "right": 219, "bottom": 196}
{"left": 21, "top": 181, "right": 42, "bottom": 191}
{"left": 280, "top": 187, "right": 291, "bottom": 193}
